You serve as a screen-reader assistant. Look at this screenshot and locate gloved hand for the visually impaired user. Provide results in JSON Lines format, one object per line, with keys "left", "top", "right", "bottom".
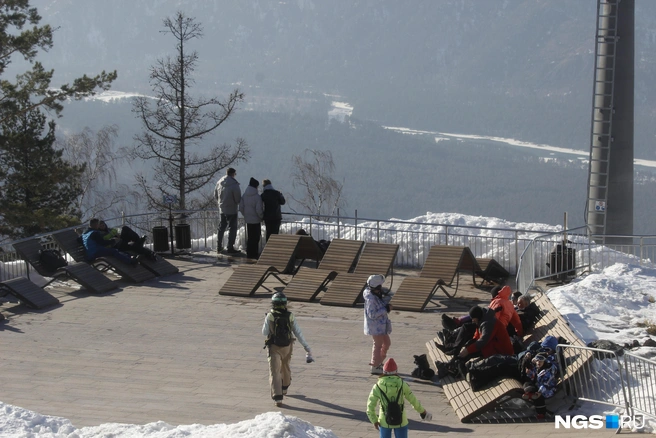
{"left": 306, "top": 352, "right": 314, "bottom": 363}
{"left": 420, "top": 410, "right": 432, "bottom": 421}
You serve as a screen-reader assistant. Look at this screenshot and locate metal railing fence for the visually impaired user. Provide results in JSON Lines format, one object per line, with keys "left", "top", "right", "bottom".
{"left": 2, "top": 209, "right": 656, "bottom": 287}
{"left": 557, "top": 344, "right": 656, "bottom": 425}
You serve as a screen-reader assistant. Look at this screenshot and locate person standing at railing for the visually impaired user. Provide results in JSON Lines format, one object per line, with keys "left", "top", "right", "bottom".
{"left": 239, "top": 177, "right": 264, "bottom": 259}
{"left": 261, "top": 179, "right": 286, "bottom": 242}
{"left": 214, "top": 168, "right": 241, "bottom": 254}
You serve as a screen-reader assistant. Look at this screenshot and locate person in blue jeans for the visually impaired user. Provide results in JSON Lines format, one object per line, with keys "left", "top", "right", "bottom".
{"left": 366, "top": 358, "right": 432, "bottom": 438}
{"left": 214, "top": 167, "right": 241, "bottom": 253}
{"left": 81, "top": 218, "right": 138, "bottom": 265}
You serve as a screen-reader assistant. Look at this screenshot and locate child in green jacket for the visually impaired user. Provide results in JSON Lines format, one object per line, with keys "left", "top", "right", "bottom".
{"left": 366, "top": 358, "right": 432, "bottom": 437}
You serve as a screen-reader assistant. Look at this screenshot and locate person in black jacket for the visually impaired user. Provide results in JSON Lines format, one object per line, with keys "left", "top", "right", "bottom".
{"left": 260, "top": 179, "right": 286, "bottom": 242}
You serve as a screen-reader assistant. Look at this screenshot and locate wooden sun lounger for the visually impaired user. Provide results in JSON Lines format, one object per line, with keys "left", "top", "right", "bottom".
{"left": 218, "top": 234, "right": 302, "bottom": 297}
{"left": 0, "top": 277, "right": 60, "bottom": 309}
{"left": 389, "top": 245, "right": 479, "bottom": 312}
{"left": 292, "top": 236, "right": 324, "bottom": 271}
{"left": 50, "top": 229, "right": 156, "bottom": 283}
{"left": 12, "top": 238, "right": 119, "bottom": 294}
{"left": 319, "top": 242, "right": 399, "bottom": 307}
{"left": 426, "top": 292, "right": 591, "bottom": 423}
{"left": 475, "top": 258, "right": 510, "bottom": 286}
{"left": 282, "top": 239, "right": 365, "bottom": 302}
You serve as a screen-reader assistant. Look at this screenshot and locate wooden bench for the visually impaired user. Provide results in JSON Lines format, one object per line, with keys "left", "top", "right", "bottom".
{"left": 474, "top": 258, "right": 510, "bottom": 286}
{"left": 292, "top": 235, "right": 324, "bottom": 272}
{"left": 426, "top": 292, "right": 592, "bottom": 422}
{"left": 218, "top": 234, "right": 302, "bottom": 297}
{"left": 390, "top": 245, "right": 479, "bottom": 311}
{"left": 319, "top": 242, "right": 399, "bottom": 307}
{"left": 50, "top": 229, "right": 156, "bottom": 283}
{"left": 0, "top": 277, "right": 60, "bottom": 310}
{"left": 282, "top": 239, "right": 364, "bottom": 302}
{"left": 13, "top": 238, "right": 120, "bottom": 294}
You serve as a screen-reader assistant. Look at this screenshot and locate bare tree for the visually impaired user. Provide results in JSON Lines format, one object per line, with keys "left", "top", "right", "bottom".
{"left": 131, "top": 11, "right": 249, "bottom": 211}
{"left": 290, "top": 149, "right": 346, "bottom": 219}
{"left": 58, "top": 124, "right": 136, "bottom": 219}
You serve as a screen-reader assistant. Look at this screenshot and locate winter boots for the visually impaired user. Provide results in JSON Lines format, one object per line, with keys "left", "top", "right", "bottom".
{"left": 370, "top": 363, "right": 384, "bottom": 375}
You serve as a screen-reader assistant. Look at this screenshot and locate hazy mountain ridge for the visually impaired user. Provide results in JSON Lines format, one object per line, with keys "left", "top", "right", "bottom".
{"left": 57, "top": 98, "right": 656, "bottom": 234}
{"left": 13, "top": 1, "right": 656, "bottom": 234}
{"left": 27, "top": 0, "right": 656, "bottom": 157}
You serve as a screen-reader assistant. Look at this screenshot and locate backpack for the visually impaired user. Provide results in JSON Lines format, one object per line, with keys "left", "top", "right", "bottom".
{"left": 269, "top": 310, "right": 292, "bottom": 347}
{"left": 39, "top": 249, "right": 68, "bottom": 273}
{"left": 376, "top": 383, "right": 404, "bottom": 426}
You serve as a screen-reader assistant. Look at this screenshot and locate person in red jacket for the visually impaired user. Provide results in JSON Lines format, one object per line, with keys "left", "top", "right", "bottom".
{"left": 489, "top": 285, "right": 523, "bottom": 337}
{"left": 441, "top": 286, "right": 523, "bottom": 337}
{"left": 458, "top": 305, "right": 514, "bottom": 360}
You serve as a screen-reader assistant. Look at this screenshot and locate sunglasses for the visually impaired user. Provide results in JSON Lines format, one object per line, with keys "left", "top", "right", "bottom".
{"left": 534, "top": 355, "right": 546, "bottom": 362}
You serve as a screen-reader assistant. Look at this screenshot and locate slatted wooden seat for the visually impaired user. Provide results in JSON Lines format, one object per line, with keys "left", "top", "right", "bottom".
{"left": 282, "top": 239, "right": 365, "bottom": 302}
{"left": 292, "top": 235, "right": 324, "bottom": 271}
{"left": 389, "top": 245, "right": 479, "bottom": 311}
{"left": 12, "top": 238, "right": 119, "bottom": 294}
{"left": 50, "top": 229, "right": 156, "bottom": 283}
{"left": 132, "top": 255, "right": 180, "bottom": 277}
{"left": 218, "top": 234, "right": 302, "bottom": 297}
{"left": 426, "top": 292, "right": 591, "bottom": 423}
{"left": 475, "top": 258, "right": 510, "bottom": 286}
{"left": 319, "top": 242, "right": 399, "bottom": 307}
{"left": 0, "top": 277, "right": 60, "bottom": 309}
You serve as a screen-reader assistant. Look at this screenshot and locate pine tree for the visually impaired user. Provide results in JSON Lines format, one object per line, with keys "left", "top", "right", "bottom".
{"left": 132, "top": 11, "right": 249, "bottom": 211}
{"left": 0, "top": 0, "right": 116, "bottom": 238}
{"left": 0, "top": 106, "right": 85, "bottom": 239}
{"left": 0, "top": 0, "right": 117, "bottom": 124}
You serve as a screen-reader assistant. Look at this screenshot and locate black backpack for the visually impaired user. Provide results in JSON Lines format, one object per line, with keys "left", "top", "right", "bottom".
{"left": 377, "top": 383, "right": 404, "bottom": 426}
{"left": 39, "top": 249, "right": 68, "bottom": 274}
{"left": 269, "top": 310, "right": 292, "bottom": 347}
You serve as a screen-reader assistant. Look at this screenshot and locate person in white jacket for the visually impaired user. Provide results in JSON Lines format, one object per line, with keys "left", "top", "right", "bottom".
{"left": 364, "top": 274, "right": 393, "bottom": 375}
{"left": 262, "top": 292, "right": 313, "bottom": 407}
{"left": 239, "top": 177, "right": 264, "bottom": 258}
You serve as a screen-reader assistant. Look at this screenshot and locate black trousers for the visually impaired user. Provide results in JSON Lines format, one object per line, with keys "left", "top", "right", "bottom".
{"left": 265, "top": 220, "right": 281, "bottom": 242}
{"left": 246, "top": 223, "right": 262, "bottom": 259}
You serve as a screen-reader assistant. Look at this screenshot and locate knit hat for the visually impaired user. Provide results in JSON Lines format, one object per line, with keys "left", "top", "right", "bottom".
{"left": 490, "top": 285, "right": 502, "bottom": 298}
{"left": 541, "top": 335, "right": 558, "bottom": 352}
{"left": 249, "top": 177, "right": 259, "bottom": 188}
{"left": 383, "top": 358, "right": 398, "bottom": 374}
{"left": 513, "top": 291, "right": 523, "bottom": 300}
{"left": 469, "top": 305, "right": 484, "bottom": 320}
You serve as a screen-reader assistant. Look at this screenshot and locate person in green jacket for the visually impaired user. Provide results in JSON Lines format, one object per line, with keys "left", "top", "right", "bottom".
{"left": 366, "top": 358, "right": 432, "bottom": 437}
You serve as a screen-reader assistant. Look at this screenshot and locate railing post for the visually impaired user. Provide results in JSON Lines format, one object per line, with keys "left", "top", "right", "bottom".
{"left": 514, "top": 230, "right": 519, "bottom": 274}
{"left": 355, "top": 209, "right": 358, "bottom": 241}
{"left": 203, "top": 210, "right": 208, "bottom": 249}
{"left": 376, "top": 220, "right": 380, "bottom": 243}
{"left": 640, "top": 236, "right": 644, "bottom": 265}
{"left": 337, "top": 208, "right": 341, "bottom": 239}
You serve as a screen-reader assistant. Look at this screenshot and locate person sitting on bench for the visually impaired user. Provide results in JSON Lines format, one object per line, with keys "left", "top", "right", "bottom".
{"left": 98, "top": 220, "right": 157, "bottom": 261}
{"left": 82, "top": 218, "right": 139, "bottom": 265}
{"left": 458, "top": 305, "right": 514, "bottom": 360}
